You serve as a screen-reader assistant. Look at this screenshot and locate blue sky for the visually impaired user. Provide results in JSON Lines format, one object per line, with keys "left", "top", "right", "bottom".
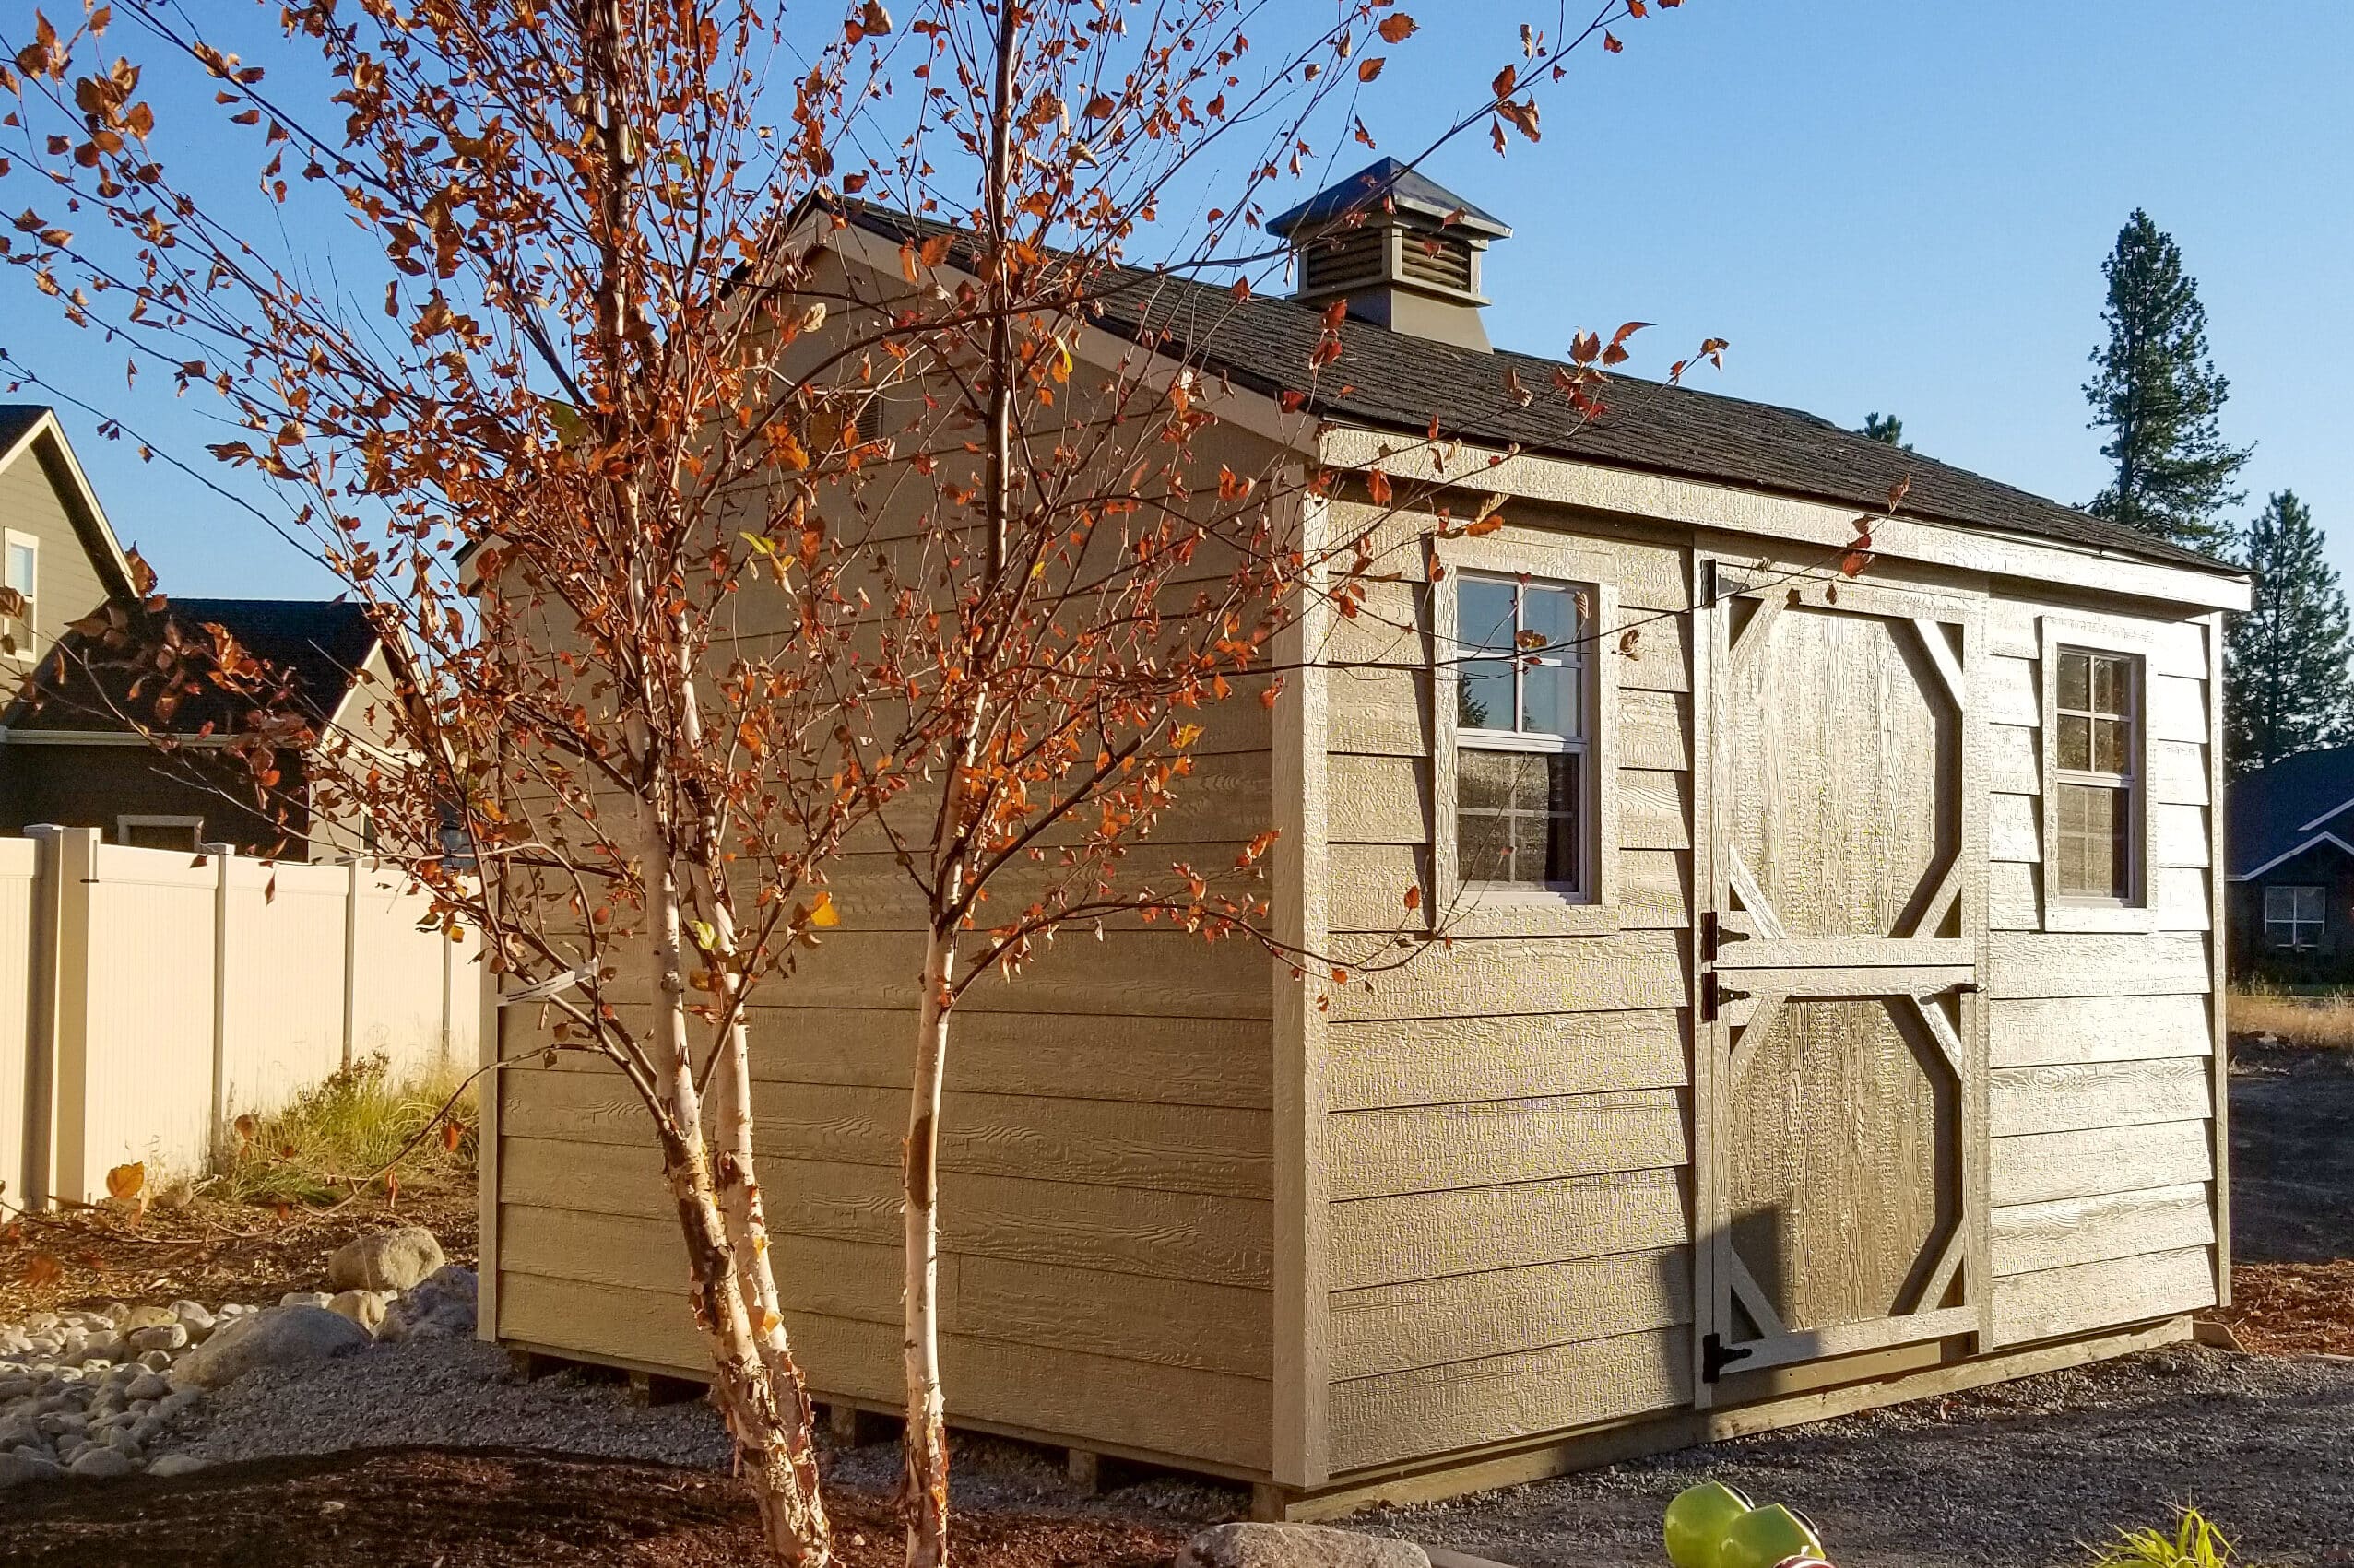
{"left": 5, "top": 1, "right": 2348, "bottom": 597}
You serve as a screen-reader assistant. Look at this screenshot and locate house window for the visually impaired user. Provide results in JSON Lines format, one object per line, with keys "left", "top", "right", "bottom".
{"left": 1454, "top": 573, "right": 1588, "bottom": 892}
{"left": 1, "top": 529, "right": 35, "bottom": 658}
{"left": 116, "top": 815, "right": 205, "bottom": 852}
{"left": 2266, "top": 885, "right": 2326, "bottom": 951}
{"left": 2052, "top": 646, "right": 2138, "bottom": 901}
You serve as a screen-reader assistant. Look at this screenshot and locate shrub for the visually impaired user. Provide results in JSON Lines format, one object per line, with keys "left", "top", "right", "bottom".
{"left": 217, "top": 1053, "right": 475, "bottom": 1208}
{"left": 2088, "top": 1508, "right": 2243, "bottom": 1568}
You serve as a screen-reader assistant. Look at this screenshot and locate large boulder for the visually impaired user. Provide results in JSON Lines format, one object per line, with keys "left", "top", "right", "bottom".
{"left": 168, "top": 1305, "right": 372, "bottom": 1392}
{"left": 1176, "top": 1525, "right": 1431, "bottom": 1568}
{"left": 327, "top": 1226, "right": 446, "bottom": 1292}
{"left": 380, "top": 1266, "right": 478, "bottom": 1343}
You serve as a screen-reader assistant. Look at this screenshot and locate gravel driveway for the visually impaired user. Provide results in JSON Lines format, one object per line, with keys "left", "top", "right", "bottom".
{"left": 1364, "top": 1344, "right": 2354, "bottom": 1568}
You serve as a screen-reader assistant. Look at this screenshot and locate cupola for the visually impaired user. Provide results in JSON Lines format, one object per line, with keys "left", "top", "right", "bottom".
{"left": 1267, "top": 158, "right": 1510, "bottom": 353}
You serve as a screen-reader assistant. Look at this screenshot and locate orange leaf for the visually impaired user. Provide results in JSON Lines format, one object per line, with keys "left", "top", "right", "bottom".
{"left": 1840, "top": 550, "right": 1871, "bottom": 579}
{"left": 1378, "top": 15, "right": 1418, "bottom": 42}
{"left": 442, "top": 1118, "right": 462, "bottom": 1153}
{"left": 24, "top": 1253, "right": 62, "bottom": 1288}
{"left": 917, "top": 233, "right": 951, "bottom": 268}
{"left": 105, "top": 1161, "right": 145, "bottom": 1202}
{"left": 1603, "top": 30, "right": 1624, "bottom": 52}
{"left": 1402, "top": 885, "right": 1423, "bottom": 911}
{"left": 1492, "top": 65, "right": 1517, "bottom": 98}
{"left": 1366, "top": 467, "right": 1392, "bottom": 506}
{"left": 1464, "top": 515, "right": 1506, "bottom": 538}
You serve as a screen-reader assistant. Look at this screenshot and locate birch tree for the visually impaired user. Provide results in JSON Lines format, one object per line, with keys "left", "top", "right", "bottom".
{"left": 0, "top": 2, "right": 1719, "bottom": 1563}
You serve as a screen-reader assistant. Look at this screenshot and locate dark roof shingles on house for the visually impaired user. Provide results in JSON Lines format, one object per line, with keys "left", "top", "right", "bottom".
{"left": 2227, "top": 745, "right": 2354, "bottom": 879}
{"left": 11, "top": 597, "right": 378, "bottom": 737}
{"left": 0, "top": 405, "right": 49, "bottom": 455}
{"left": 844, "top": 208, "right": 2237, "bottom": 579}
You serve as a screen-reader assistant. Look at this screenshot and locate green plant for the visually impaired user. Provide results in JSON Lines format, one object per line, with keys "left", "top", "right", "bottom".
{"left": 218, "top": 1054, "right": 475, "bottom": 1208}
{"left": 2088, "top": 1508, "right": 2241, "bottom": 1568}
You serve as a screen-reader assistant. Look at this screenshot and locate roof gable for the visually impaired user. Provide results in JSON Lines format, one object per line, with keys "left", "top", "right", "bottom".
{"left": 0, "top": 405, "right": 141, "bottom": 606}
{"left": 2228, "top": 745, "right": 2354, "bottom": 879}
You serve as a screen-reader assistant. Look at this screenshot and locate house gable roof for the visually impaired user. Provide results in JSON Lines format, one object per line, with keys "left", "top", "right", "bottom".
{"left": 838, "top": 207, "right": 2240, "bottom": 581}
{"left": 5, "top": 597, "right": 380, "bottom": 739}
{"left": 0, "top": 404, "right": 143, "bottom": 604}
{"left": 2227, "top": 745, "right": 2354, "bottom": 880}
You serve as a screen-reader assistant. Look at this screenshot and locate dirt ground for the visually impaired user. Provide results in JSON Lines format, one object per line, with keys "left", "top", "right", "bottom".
{"left": 0, "top": 1185, "right": 475, "bottom": 1323}
{"left": 2212, "top": 1038, "right": 2354, "bottom": 1354}
{"left": 0, "top": 1447, "right": 1183, "bottom": 1568}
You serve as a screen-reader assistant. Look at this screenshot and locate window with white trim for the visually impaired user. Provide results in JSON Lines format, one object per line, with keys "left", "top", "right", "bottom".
{"left": 2052, "top": 645, "right": 2139, "bottom": 901}
{"left": 1, "top": 529, "right": 35, "bottom": 659}
{"left": 2265, "top": 884, "right": 2325, "bottom": 950}
{"left": 1453, "top": 573, "right": 1590, "bottom": 893}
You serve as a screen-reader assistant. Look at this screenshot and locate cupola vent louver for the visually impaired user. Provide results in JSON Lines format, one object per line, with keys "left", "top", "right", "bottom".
{"left": 1266, "top": 158, "right": 1510, "bottom": 354}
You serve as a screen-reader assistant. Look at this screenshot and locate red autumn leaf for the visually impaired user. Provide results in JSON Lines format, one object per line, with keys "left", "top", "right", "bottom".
{"left": 1366, "top": 467, "right": 1392, "bottom": 505}
{"left": 1402, "top": 885, "right": 1422, "bottom": 911}
{"left": 1840, "top": 550, "right": 1871, "bottom": 579}
{"left": 1378, "top": 15, "right": 1418, "bottom": 42}
{"left": 442, "top": 1118, "right": 462, "bottom": 1153}
{"left": 1603, "top": 30, "right": 1623, "bottom": 53}
{"left": 1279, "top": 389, "right": 1307, "bottom": 412}
{"left": 1491, "top": 65, "right": 1517, "bottom": 99}
{"left": 1627, "top": 0, "right": 1648, "bottom": 14}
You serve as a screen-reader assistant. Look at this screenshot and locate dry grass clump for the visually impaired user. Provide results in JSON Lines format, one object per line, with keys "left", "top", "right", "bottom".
{"left": 217, "top": 1053, "right": 476, "bottom": 1208}
{"left": 2227, "top": 986, "right": 2354, "bottom": 1049}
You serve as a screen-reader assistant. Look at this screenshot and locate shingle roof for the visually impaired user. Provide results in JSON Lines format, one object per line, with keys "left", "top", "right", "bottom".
{"left": 8, "top": 597, "right": 379, "bottom": 737}
{"left": 2227, "top": 746, "right": 2354, "bottom": 879}
{"left": 0, "top": 404, "right": 51, "bottom": 456}
{"left": 1267, "top": 157, "right": 1509, "bottom": 238}
{"left": 845, "top": 207, "right": 2241, "bottom": 580}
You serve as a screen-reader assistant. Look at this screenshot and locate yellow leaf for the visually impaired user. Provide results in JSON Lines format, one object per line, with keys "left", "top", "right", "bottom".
{"left": 809, "top": 890, "right": 841, "bottom": 929}
{"left": 105, "top": 1161, "right": 145, "bottom": 1202}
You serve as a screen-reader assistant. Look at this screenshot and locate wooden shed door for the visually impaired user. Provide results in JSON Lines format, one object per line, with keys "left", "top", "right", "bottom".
{"left": 1698, "top": 561, "right": 1985, "bottom": 1387}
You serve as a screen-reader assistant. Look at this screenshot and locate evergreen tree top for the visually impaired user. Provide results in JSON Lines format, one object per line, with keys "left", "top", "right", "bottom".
{"left": 2226, "top": 489, "right": 2354, "bottom": 774}
{"left": 2085, "top": 209, "right": 2251, "bottom": 557}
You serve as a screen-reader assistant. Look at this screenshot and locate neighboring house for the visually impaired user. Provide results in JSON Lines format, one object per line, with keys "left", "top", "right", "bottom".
{"left": 0, "top": 405, "right": 396, "bottom": 858}
{"left": 2225, "top": 745, "right": 2354, "bottom": 983}
{"left": 476, "top": 164, "right": 2252, "bottom": 1515}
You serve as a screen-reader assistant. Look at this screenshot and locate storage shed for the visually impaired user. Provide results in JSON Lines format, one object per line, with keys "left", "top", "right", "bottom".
{"left": 478, "top": 164, "right": 2251, "bottom": 1517}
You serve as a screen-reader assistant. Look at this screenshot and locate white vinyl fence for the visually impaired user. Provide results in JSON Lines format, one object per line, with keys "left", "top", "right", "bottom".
{"left": 0, "top": 826, "right": 479, "bottom": 1208}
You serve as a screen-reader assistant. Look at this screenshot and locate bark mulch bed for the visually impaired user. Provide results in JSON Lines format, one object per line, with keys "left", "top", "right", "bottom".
{"left": 2219, "top": 1260, "right": 2354, "bottom": 1357}
{"left": 0, "top": 1446, "right": 1184, "bottom": 1568}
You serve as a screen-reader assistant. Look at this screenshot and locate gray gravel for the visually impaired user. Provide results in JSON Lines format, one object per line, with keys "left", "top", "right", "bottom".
{"left": 1360, "top": 1344, "right": 2354, "bottom": 1568}
{"left": 160, "top": 1335, "right": 1241, "bottom": 1523}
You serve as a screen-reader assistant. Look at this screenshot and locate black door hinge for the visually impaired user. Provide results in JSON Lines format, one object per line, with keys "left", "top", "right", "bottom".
{"left": 1699, "top": 911, "right": 1750, "bottom": 965}
{"left": 1702, "top": 1333, "right": 1754, "bottom": 1383}
{"left": 1700, "top": 971, "right": 1751, "bottom": 1024}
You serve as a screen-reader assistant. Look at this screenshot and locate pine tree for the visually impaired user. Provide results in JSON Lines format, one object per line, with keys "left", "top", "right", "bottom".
{"left": 1860, "top": 412, "right": 1910, "bottom": 449}
{"left": 2084, "top": 209, "right": 2250, "bottom": 555}
{"left": 2227, "top": 490, "right": 2354, "bottom": 773}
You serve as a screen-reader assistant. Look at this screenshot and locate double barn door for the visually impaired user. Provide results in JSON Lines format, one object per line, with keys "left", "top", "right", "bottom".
{"left": 1695, "top": 557, "right": 1987, "bottom": 1395}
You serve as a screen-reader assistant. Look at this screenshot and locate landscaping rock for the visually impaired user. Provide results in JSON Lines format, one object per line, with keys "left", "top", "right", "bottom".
{"left": 125, "top": 1373, "right": 170, "bottom": 1403}
{"left": 127, "top": 1324, "right": 188, "bottom": 1354}
{"left": 1176, "top": 1524, "right": 1431, "bottom": 1568}
{"left": 118, "top": 1304, "right": 178, "bottom": 1332}
{"left": 66, "top": 1445, "right": 134, "bottom": 1480}
{"left": 0, "top": 1451, "right": 63, "bottom": 1488}
{"left": 169, "top": 1305, "right": 372, "bottom": 1392}
{"left": 146, "top": 1452, "right": 208, "bottom": 1479}
{"left": 327, "top": 1290, "right": 391, "bottom": 1338}
{"left": 328, "top": 1226, "right": 445, "bottom": 1292}
{"left": 380, "top": 1266, "right": 478, "bottom": 1343}
{"left": 280, "top": 1291, "right": 335, "bottom": 1310}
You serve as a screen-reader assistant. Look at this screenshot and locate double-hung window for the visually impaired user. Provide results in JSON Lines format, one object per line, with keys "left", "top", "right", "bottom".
{"left": 2052, "top": 645, "right": 2139, "bottom": 902}
{"left": 2266, "top": 885, "right": 2325, "bottom": 950}
{"left": 1454, "top": 574, "right": 1589, "bottom": 893}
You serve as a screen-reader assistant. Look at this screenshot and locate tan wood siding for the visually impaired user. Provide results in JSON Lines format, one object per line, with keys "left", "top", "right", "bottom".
{"left": 1327, "top": 1090, "right": 1689, "bottom": 1201}
{"left": 1330, "top": 1248, "right": 1691, "bottom": 1381}
{"left": 0, "top": 446, "right": 113, "bottom": 654}
{"left": 1329, "top": 1326, "right": 1689, "bottom": 1471}
{"left": 1990, "top": 1057, "right": 2211, "bottom": 1137}
{"left": 1987, "top": 993, "right": 2210, "bottom": 1067}
{"left": 499, "top": 1272, "right": 1272, "bottom": 1468}
{"left": 1990, "top": 1183, "right": 2215, "bottom": 1277}
{"left": 1328, "top": 1167, "right": 1692, "bottom": 1291}
{"left": 1324, "top": 1008, "right": 1686, "bottom": 1111}
{"left": 1986, "top": 933, "right": 2209, "bottom": 998}
{"left": 1323, "top": 931, "right": 1688, "bottom": 1021}
{"left": 1990, "top": 1244, "right": 2216, "bottom": 1346}
{"left": 1989, "top": 1119, "right": 2214, "bottom": 1208}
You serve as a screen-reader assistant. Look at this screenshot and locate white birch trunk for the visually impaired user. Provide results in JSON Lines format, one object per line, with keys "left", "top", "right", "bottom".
{"left": 902, "top": 922, "right": 955, "bottom": 1568}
